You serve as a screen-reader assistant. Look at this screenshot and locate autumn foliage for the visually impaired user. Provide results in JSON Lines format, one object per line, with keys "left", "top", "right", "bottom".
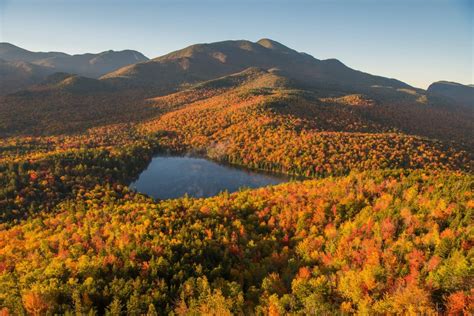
{"left": 0, "top": 171, "right": 472, "bottom": 314}
{"left": 0, "top": 67, "right": 472, "bottom": 314}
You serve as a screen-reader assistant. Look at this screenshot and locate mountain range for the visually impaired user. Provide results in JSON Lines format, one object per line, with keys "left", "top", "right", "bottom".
{"left": 2, "top": 39, "right": 472, "bottom": 106}
{"left": 0, "top": 42, "right": 148, "bottom": 94}
{"left": 101, "top": 38, "right": 412, "bottom": 93}
{"left": 0, "top": 39, "right": 472, "bottom": 143}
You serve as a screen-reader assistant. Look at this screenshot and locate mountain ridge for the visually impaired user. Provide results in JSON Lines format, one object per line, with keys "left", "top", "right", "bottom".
{"left": 427, "top": 80, "right": 474, "bottom": 108}
{"left": 101, "top": 39, "right": 415, "bottom": 96}
{"left": 0, "top": 42, "right": 148, "bottom": 64}
{"left": 0, "top": 42, "right": 68, "bottom": 62}
{"left": 0, "top": 42, "right": 149, "bottom": 94}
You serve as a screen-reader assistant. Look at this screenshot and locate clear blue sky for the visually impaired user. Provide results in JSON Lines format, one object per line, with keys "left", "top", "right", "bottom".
{"left": 0, "top": 0, "right": 472, "bottom": 89}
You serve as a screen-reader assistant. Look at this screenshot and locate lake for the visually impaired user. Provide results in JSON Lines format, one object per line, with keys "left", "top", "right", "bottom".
{"left": 130, "top": 156, "right": 289, "bottom": 199}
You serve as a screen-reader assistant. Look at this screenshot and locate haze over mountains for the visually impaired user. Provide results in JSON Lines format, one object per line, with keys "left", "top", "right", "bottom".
{"left": 0, "top": 58, "right": 52, "bottom": 95}
{"left": 0, "top": 42, "right": 148, "bottom": 94}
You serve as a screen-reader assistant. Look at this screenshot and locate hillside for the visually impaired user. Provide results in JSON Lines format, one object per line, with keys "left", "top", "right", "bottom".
{"left": 1, "top": 65, "right": 472, "bottom": 147}
{"left": 0, "top": 59, "right": 53, "bottom": 94}
{"left": 427, "top": 81, "right": 474, "bottom": 108}
{"left": 0, "top": 68, "right": 471, "bottom": 223}
{"left": 141, "top": 69, "right": 471, "bottom": 174}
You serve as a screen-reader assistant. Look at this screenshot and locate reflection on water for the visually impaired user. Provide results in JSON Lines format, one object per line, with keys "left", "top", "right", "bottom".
{"left": 130, "top": 156, "right": 289, "bottom": 199}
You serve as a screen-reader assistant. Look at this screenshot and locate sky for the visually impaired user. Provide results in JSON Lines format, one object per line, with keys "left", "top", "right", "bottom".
{"left": 0, "top": 0, "right": 472, "bottom": 89}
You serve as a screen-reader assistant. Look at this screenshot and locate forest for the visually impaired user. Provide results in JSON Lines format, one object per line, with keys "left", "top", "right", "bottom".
{"left": 0, "top": 170, "right": 472, "bottom": 314}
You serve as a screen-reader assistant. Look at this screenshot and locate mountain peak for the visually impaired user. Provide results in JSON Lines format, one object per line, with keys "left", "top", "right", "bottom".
{"left": 0, "top": 42, "right": 23, "bottom": 50}
{"left": 0, "top": 42, "right": 30, "bottom": 56}
{"left": 257, "top": 38, "right": 292, "bottom": 52}
{"left": 431, "top": 80, "right": 467, "bottom": 87}
{"left": 427, "top": 80, "right": 474, "bottom": 107}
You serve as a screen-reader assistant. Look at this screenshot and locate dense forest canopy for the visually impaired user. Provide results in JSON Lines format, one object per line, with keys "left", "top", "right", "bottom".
{"left": 1, "top": 170, "right": 472, "bottom": 315}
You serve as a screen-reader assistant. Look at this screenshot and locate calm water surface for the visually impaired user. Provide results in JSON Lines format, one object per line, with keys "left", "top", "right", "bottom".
{"left": 130, "top": 156, "right": 289, "bottom": 199}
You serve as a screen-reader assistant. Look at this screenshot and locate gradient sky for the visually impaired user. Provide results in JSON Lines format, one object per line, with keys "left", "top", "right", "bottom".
{"left": 0, "top": 0, "right": 472, "bottom": 89}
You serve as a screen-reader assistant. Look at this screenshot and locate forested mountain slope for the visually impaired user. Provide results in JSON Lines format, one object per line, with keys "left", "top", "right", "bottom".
{"left": 0, "top": 68, "right": 471, "bottom": 222}
{"left": 1, "top": 66, "right": 473, "bottom": 148}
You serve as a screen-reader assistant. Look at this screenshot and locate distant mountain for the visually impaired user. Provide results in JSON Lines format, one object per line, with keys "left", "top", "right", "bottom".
{"left": 2, "top": 39, "right": 472, "bottom": 147}
{"left": 102, "top": 39, "right": 414, "bottom": 96}
{"left": 0, "top": 39, "right": 419, "bottom": 98}
{"left": 30, "top": 50, "right": 149, "bottom": 78}
{"left": 427, "top": 81, "right": 474, "bottom": 108}
{"left": 0, "top": 42, "right": 67, "bottom": 62}
{"left": 34, "top": 73, "right": 111, "bottom": 93}
{"left": 0, "top": 58, "right": 52, "bottom": 94}
{"left": 0, "top": 43, "right": 149, "bottom": 94}
{"left": 0, "top": 43, "right": 149, "bottom": 78}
